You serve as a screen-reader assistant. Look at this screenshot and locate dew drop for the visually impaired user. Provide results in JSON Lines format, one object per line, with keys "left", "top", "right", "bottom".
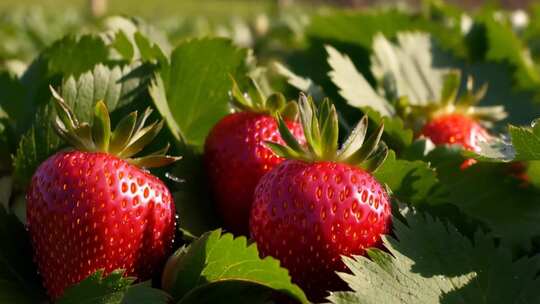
{"left": 165, "top": 172, "right": 184, "bottom": 183}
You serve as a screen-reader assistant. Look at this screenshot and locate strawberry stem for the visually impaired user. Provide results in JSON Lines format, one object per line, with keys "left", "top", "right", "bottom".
{"left": 229, "top": 76, "right": 299, "bottom": 120}
{"left": 268, "top": 93, "right": 388, "bottom": 171}
{"left": 49, "top": 86, "right": 181, "bottom": 168}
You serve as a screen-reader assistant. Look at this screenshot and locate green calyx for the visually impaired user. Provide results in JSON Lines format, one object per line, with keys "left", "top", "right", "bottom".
{"left": 400, "top": 71, "right": 508, "bottom": 130}
{"left": 230, "top": 76, "right": 298, "bottom": 120}
{"left": 267, "top": 94, "right": 388, "bottom": 172}
{"left": 50, "top": 86, "right": 181, "bottom": 168}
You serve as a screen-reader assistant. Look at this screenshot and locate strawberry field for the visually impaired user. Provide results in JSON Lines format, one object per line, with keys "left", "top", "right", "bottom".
{"left": 3, "top": 0, "right": 540, "bottom": 303}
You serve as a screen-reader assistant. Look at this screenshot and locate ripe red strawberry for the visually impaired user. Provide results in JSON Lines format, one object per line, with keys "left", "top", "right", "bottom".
{"left": 409, "top": 73, "right": 507, "bottom": 169}
{"left": 204, "top": 78, "right": 304, "bottom": 235}
{"left": 420, "top": 113, "right": 490, "bottom": 169}
{"left": 420, "top": 113, "right": 490, "bottom": 152}
{"left": 26, "top": 88, "right": 180, "bottom": 299}
{"left": 250, "top": 96, "right": 391, "bottom": 301}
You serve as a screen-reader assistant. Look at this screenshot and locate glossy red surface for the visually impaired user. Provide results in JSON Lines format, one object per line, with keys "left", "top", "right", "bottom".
{"left": 27, "top": 151, "right": 176, "bottom": 299}
{"left": 421, "top": 113, "right": 490, "bottom": 152}
{"left": 250, "top": 160, "right": 391, "bottom": 301}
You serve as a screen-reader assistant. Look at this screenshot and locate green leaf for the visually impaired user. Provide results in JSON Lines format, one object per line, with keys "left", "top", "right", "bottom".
{"left": 178, "top": 280, "right": 274, "bottom": 304}
{"left": 61, "top": 63, "right": 149, "bottom": 122}
{"left": 4, "top": 34, "right": 111, "bottom": 142}
{"left": 459, "top": 61, "right": 539, "bottom": 126}
{"left": 468, "top": 120, "right": 540, "bottom": 162}
{"left": 0, "top": 206, "right": 46, "bottom": 303}
{"left": 12, "top": 105, "right": 63, "bottom": 190}
{"left": 13, "top": 63, "right": 150, "bottom": 190}
{"left": 121, "top": 282, "right": 172, "bottom": 304}
{"left": 326, "top": 45, "right": 395, "bottom": 116}
{"left": 374, "top": 150, "right": 440, "bottom": 205}
{"left": 58, "top": 270, "right": 132, "bottom": 304}
{"left": 481, "top": 15, "right": 540, "bottom": 92}
{"left": 133, "top": 32, "right": 168, "bottom": 64}
{"left": 148, "top": 74, "right": 183, "bottom": 142}
{"left": 370, "top": 32, "right": 448, "bottom": 105}
{"left": 57, "top": 270, "right": 170, "bottom": 304}
{"left": 111, "top": 31, "right": 135, "bottom": 61}
{"left": 506, "top": 125, "right": 540, "bottom": 161}
{"left": 43, "top": 34, "right": 110, "bottom": 77}
{"left": 328, "top": 208, "right": 540, "bottom": 304}
{"left": 274, "top": 62, "right": 325, "bottom": 101}
{"left": 165, "top": 229, "right": 308, "bottom": 304}
{"left": 150, "top": 38, "right": 247, "bottom": 149}
{"left": 427, "top": 146, "right": 540, "bottom": 249}
{"left": 307, "top": 9, "right": 418, "bottom": 49}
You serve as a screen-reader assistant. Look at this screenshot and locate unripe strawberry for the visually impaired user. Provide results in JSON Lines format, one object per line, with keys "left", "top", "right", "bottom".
{"left": 250, "top": 95, "right": 391, "bottom": 301}
{"left": 26, "top": 88, "right": 180, "bottom": 299}
{"left": 205, "top": 77, "right": 304, "bottom": 235}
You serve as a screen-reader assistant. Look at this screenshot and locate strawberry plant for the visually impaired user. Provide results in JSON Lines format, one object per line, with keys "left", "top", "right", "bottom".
{"left": 2, "top": 1, "right": 540, "bottom": 303}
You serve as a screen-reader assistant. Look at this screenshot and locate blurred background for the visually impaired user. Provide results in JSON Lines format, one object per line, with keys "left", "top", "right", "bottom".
{"left": 0, "top": 0, "right": 535, "bottom": 64}
{"left": 2, "top": 0, "right": 540, "bottom": 123}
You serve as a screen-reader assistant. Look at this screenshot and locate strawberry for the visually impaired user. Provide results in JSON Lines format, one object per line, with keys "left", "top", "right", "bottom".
{"left": 420, "top": 113, "right": 490, "bottom": 170}
{"left": 250, "top": 96, "right": 391, "bottom": 301}
{"left": 26, "top": 88, "right": 180, "bottom": 299}
{"left": 405, "top": 73, "right": 507, "bottom": 169}
{"left": 204, "top": 78, "right": 304, "bottom": 235}
{"left": 420, "top": 113, "right": 490, "bottom": 152}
